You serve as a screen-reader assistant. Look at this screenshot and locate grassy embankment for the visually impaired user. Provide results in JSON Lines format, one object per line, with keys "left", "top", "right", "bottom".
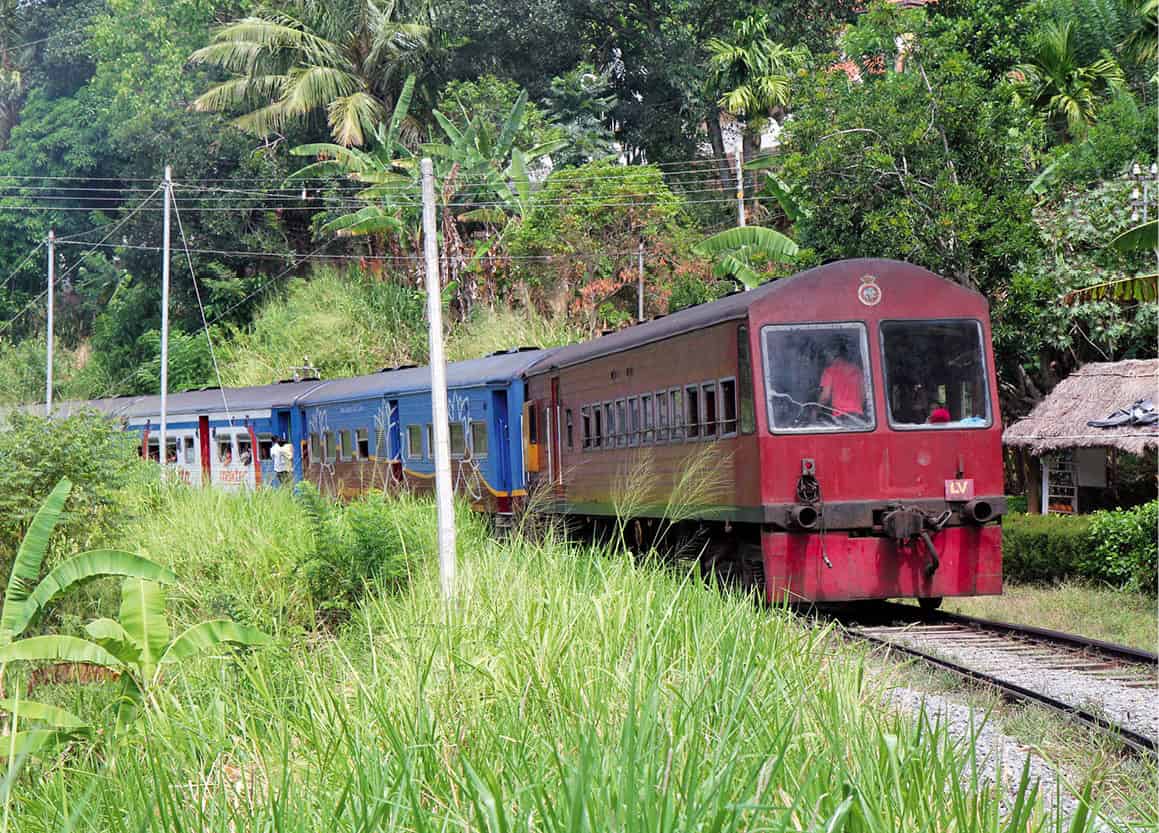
{"left": 945, "top": 584, "right": 1157, "bottom": 653}
{"left": 5, "top": 484, "right": 1127, "bottom": 831}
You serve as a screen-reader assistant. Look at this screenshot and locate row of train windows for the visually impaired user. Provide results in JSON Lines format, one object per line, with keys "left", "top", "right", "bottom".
{"left": 577, "top": 378, "right": 745, "bottom": 451}
{"left": 406, "top": 421, "right": 489, "bottom": 461}
{"left": 308, "top": 428, "right": 379, "bottom": 462}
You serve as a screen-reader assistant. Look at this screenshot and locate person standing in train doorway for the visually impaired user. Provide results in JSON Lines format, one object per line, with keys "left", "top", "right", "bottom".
{"left": 271, "top": 435, "right": 293, "bottom": 486}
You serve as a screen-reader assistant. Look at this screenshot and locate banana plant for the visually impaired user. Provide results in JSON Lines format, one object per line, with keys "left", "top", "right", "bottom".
{"left": 691, "top": 226, "right": 799, "bottom": 290}
{"left": 1064, "top": 219, "right": 1158, "bottom": 304}
{"left": 0, "top": 577, "right": 269, "bottom": 734}
{"left": 1, "top": 478, "right": 177, "bottom": 646}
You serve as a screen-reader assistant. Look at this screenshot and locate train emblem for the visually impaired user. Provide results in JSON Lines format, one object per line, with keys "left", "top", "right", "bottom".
{"left": 857, "top": 274, "right": 882, "bottom": 306}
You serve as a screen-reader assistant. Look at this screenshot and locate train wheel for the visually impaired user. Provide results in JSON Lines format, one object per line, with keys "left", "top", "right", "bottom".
{"left": 918, "top": 596, "right": 943, "bottom": 612}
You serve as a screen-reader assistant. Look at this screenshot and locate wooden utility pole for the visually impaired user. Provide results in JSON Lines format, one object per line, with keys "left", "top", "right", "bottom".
{"left": 421, "top": 158, "right": 456, "bottom": 602}
{"left": 45, "top": 230, "right": 54, "bottom": 416}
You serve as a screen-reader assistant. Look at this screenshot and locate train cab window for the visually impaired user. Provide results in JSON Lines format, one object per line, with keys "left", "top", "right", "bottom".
{"left": 594, "top": 404, "right": 604, "bottom": 448}
{"left": 615, "top": 400, "right": 627, "bottom": 447}
{"left": 581, "top": 407, "right": 592, "bottom": 449}
{"left": 641, "top": 394, "right": 654, "bottom": 444}
{"left": 407, "top": 425, "right": 423, "bottom": 459}
{"left": 720, "top": 379, "right": 738, "bottom": 436}
{"left": 471, "top": 421, "right": 488, "bottom": 456}
{"left": 685, "top": 385, "right": 700, "bottom": 439}
{"left": 565, "top": 410, "right": 574, "bottom": 449}
{"left": 656, "top": 392, "right": 669, "bottom": 442}
{"left": 356, "top": 428, "right": 370, "bottom": 459}
{"left": 628, "top": 398, "right": 640, "bottom": 446}
{"left": 669, "top": 388, "right": 684, "bottom": 441}
{"left": 880, "top": 320, "right": 992, "bottom": 429}
{"left": 762, "top": 323, "right": 875, "bottom": 433}
{"left": 449, "top": 422, "right": 466, "bottom": 457}
{"left": 702, "top": 382, "right": 718, "bottom": 437}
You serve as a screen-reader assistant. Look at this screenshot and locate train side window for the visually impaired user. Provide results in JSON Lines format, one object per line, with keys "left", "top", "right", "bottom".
{"left": 581, "top": 406, "right": 592, "bottom": 450}
{"left": 565, "top": 409, "right": 574, "bottom": 449}
{"left": 338, "top": 429, "right": 353, "bottom": 460}
{"left": 217, "top": 436, "right": 234, "bottom": 463}
{"left": 449, "top": 422, "right": 466, "bottom": 457}
{"left": 641, "top": 394, "right": 654, "bottom": 444}
{"left": 184, "top": 437, "right": 198, "bottom": 464}
{"left": 627, "top": 398, "right": 640, "bottom": 447}
{"left": 407, "top": 425, "right": 423, "bottom": 460}
{"left": 720, "top": 378, "right": 738, "bottom": 436}
{"left": 527, "top": 404, "right": 539, "bottom": 445}
{"left": 309, "top": 433, "right": 321, "bottom": 462}
{"left": 603, "top": 402, "right": 613, "bottom": 447}
{"left": 737, "top": 326, "right": 756, "bottom": 434}
{"left": 471, "top": 421, "right": 488, "bottom": 457}
{"left": 356, "top": 428, "right": 370, "bottom": 459}
{"left": 237, "top": 435, "right": 253, "bottom": 465}
{"left": 702, "top": 382, "right": 718, "bottom": 437}
{"left": 669, "top": 388, "right": 684, "bottom": 441}
{"left": 323, "top": 431, "right": 336, "bottom": 462}
{"left": 615, "top": 399, "right": 627, "bottom": 447}
{"left": 656, "top": 391, "right": 668, "bottom": 442}
{"left": 426, "top": 425, "right": 434, "bottom": 459}
{"left": 375, "top": 424, "right": 386, "bottom": 457}
{"left": 685, "top": 385, "right": 700, "bottom": 439}
{"left": 593, "top": 404, "right": 604, "bottom": 448}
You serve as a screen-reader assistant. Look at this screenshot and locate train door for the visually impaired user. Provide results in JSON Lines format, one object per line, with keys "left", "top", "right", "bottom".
{"left": 549, "top": 376, "right": 563, "bottom": 488}
{"left": 491, "top": 390, "right": 511, "bottom": 511}
{"left": 169, "top": 431, "right": 200, "bottom": 487}
{"left": 387, "top": 399, "right": 402, "bottom": 482}
{"left": 198, "top": 416, "right": 211, "bottom": 485}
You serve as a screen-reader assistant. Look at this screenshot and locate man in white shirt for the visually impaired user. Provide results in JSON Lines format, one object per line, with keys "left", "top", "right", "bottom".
{"left": 271, "top": 435, "right": 293, "bottom": 486}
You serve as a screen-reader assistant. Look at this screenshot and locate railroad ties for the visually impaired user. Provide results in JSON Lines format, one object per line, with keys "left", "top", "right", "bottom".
{"left": 841, "top": 605, "right": 1158, "bottom": 757}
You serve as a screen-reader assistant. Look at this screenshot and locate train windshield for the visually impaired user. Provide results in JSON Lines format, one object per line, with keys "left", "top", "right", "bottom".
{"left": 880, "top": 320, "right": 992, "bottom": 429}
{"left": 761, "top": 323, "right": 875, "bottom": 432}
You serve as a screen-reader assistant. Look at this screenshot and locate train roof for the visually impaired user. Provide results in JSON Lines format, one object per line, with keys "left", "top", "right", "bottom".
{"left": 296, "top": 348, "right": 556, "bottom": 405}
{"left": 525, "top": 259, "right": 973, "bottom": 373}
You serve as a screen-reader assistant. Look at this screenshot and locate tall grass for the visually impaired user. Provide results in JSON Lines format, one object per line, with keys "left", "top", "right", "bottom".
{"left": 4, "top": 488, "right": 1119, "bottom": 831}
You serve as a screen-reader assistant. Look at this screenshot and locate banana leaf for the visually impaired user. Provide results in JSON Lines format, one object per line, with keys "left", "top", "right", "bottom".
{"left": 1, "top": 479, "right": 72, "bottom": 639}
{"left": 0, "top": 699, "right": 87, "bottom": 729}
{"left": 161, "top": 620, "right": 271, "bottom": 667}
{"left": 120, "top": 579, "right": 169, "bottom": 683}
{"left": 0, "top": 635, "right": 122, "bottom": 668}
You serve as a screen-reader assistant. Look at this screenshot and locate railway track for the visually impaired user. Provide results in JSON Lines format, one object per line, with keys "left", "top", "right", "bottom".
{"left": 838, "top": 603, "right": 1159, "bottom": 757}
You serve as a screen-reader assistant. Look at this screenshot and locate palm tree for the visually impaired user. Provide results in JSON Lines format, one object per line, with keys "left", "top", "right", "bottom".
{"left": 1121, "top": 0, "right": 1158, "bottom": 69}
{"left": 189, "top": 0, "right": 432, "bottom": 147}
{"left": 704, "top": 12, "right": 807, "bottom": 192}
{"left": 1009, "top": 21, "right": 1125, "bottom": 141}
{"left": 0, "top": 0, "right": 30, "bottom": 150}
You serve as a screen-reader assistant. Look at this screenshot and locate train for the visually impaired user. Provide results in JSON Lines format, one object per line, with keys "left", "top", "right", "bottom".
{"left": 44, "top": 258, "right": 1005, "bottom": 606}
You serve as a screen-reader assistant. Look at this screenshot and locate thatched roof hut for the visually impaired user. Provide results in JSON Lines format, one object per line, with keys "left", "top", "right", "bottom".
{"left": 1003, "top": 359, "right": 1159, "bottom": 456}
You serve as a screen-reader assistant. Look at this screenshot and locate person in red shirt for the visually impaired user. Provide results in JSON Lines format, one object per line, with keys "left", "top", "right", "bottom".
{"left": 819, "top": 345, "right": 865, "bottom": 419}
{"left": 928, "top": 402, "right": 952, "bottom": 423}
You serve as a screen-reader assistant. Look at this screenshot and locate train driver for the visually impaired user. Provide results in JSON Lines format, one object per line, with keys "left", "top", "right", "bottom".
{"left": 818, "top": 342, "right": 866, "bottom": 421}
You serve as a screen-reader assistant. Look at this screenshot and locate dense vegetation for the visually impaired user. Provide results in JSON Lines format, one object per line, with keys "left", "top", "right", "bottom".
{"left": 0, "top": 0, "right": 1153, "bottom": 418}
{"left": 4, "top": 476, "right": 1150, "bottom": 830}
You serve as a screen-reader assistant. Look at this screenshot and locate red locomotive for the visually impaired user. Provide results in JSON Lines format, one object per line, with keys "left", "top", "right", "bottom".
{"left": 522, "top": 259, "right": 1004, "bottom": 606}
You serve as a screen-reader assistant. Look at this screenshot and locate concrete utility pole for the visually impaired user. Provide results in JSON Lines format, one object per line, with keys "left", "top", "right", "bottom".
{"left": 421, "top": 157, "right": 456, "bottom": 602}
{"left": 637, "top": 240, "right": 645, "bottom": 321}
{"left": 45, "top": 230, "right": 54, "bottom": 416}
{"left": 159, "top": 166, "right": 172, "bottom": 466}
{"left": 736, "top": 144, "right": 746, "bottom": 227}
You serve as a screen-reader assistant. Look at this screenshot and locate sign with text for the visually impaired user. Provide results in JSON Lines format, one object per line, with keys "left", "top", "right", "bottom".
{"left": 944, "top": 478, "right": 975, "bottom": 500}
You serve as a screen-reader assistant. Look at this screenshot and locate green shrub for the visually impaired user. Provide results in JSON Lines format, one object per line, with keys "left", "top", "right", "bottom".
{"left": 294, "top": 485, "right": 424, "bottom": 624}
{"left": 1086, "top": 500, "right": 1158, "bottom": 594}
{"left": 1001, "top": 512, "right": 1093, "bottom": 583}
{"left": 0, "top": 410, "right": 145, "bottom": 561}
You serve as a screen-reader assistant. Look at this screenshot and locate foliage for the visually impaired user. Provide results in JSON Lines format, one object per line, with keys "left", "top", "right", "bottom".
{"left": 779, "top": 14, "right": 1041, "bottom": 292}
{"left": 1085, "top": 500, "right": 1158, "bottom": 593}
{"left": 1039, "top": 92, "right": 1157, "bottom": 189}
{"left": 705, "top": 12, "right": 808, "bottom": 122}
{"left": 190, "top": 0, "right": 433, "bottom": 146}
{"left": 691, "top": 225, "right": 799, "bottom": 289}
{"left": 0, "top": 411, "right": 141, "bottom": 560}
{"left": 544, "top": 63, "right": 618, "bottom": 167}
{"left": 437, "top": 75, "right": 562, "bottom": 152}
{"left": 0, "top": 478, "right": 176, "bottom": 646}
{"left": 1001, "top": 511, "right": 1094, "bottom": 583}
{"left": 1009, "top": 21, "right": 1125, "bottom": 141}
{"left": 507, "top": 161, "right": 706, "bottom": 325}
{"left": 293, "top": 484, "right": 419, "bottom": 623}
{"left": 219, "top": 266, "right": 427, "bottom": 387}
